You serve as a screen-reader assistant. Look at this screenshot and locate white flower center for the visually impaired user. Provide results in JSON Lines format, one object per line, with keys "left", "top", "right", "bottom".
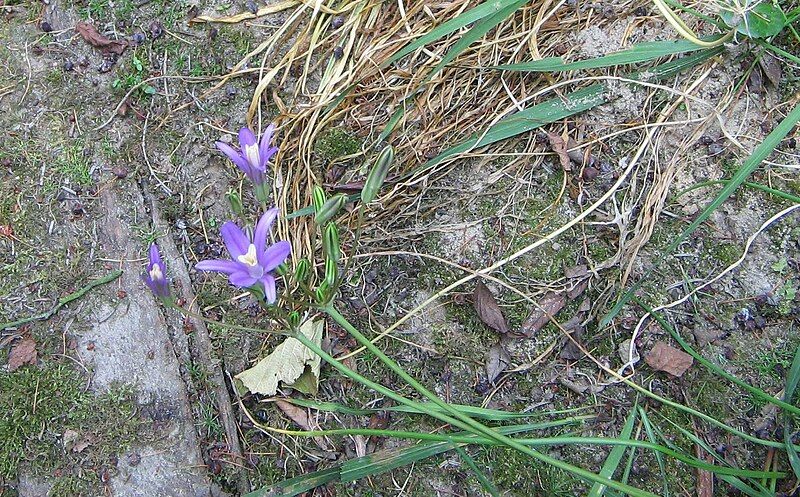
{"left": 149, "top": 264, "right": 164, "bottom": 281}
{"left": 244, "top": 143, "right": 260, "bottom": 169}
{"left": 237, "top": 244, "right": 259, "bottom": 267}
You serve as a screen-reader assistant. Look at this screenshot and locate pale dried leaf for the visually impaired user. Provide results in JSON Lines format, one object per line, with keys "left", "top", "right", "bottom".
{"left": 486, "top": 343, "right": 511, "bottom": 384}
{"left": 235, "top": 319, "right": 323, "bottom": 396}
{"left": 473, "top": 281, "right": 508, "bottom": 334}
{"left": 564, "top": 264, "right": 588, "bottom": 279}
{"left": 520, "top": 292, "right": 566, "bottom": 337}
{"left": 192, "top": 0, "right": 295, "bottom": 23}
{"left": 275, "top": 399, "right": 311, "bottom": 430}
{"left": 546, "top": 132, "right": 572, "bottom": 171}
{"left": 645, "top": 341, "right": 693, "bottom": 377}
{"left": 8, "top": 337, "right": 37, "bottom": 371}
{"left": 75, "top": 22, "right": 127, "bottom": 55}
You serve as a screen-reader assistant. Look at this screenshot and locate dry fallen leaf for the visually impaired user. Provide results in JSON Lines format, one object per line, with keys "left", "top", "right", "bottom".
{"left": 8, "top": 336, "right": 37, "bottom": 371}
{"left": 235, "top": 319, "right": 323, "bottom": 396}
{"left": 520, "top": 291, "right": 566, "bottom": 337}
{"left": 546, "top": 132, "right": 572, "bottom": 171}
{"left": 486, "top": 342, "right": 511, "bottom": 385}
{"left": 275, "top": 399, "right": 311, "bottom": 430}
{"left": 75, "top": 22, "right": 128, "bottom": 55}
{"left": 758, "top": 51, "right": 782, "bottom": 88}
{"left": 645, "top": 341, "right": 693, "bottom": 377}
{"left": 473, "top": 281, "right": 508, "bottom": 334}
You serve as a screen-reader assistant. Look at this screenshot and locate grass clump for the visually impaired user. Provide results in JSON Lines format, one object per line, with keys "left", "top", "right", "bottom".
{"left": 314, "top": 128, "right": 361, "bottom": 163}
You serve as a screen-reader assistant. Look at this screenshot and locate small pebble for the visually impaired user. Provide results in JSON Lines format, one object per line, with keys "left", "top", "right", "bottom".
{"left": 581, "top": 166, "right": 599, "bottom": 181}
{"left": 132, "top": 32, "right": 146, "bottom": 45}
{"left": 331, "top": 16, "right": 344, "bottom": 29}
{"left": 112, "top": 166, "right": 128, "bottom": 179}
{"left": 245, "top": 0, "right": 258, "bottom": 14}
{"left": 333, "top": 46, "right": 344, "bottom": 59}
{"left": 149, "top": 20, "right": 164, "bottom": 39}
{"left": 224, "top": 84, "right": 237, "bottom": 98}
{"left": 63, "top": 60, "right": 74, "bottom": 71}
{"left": 40, "top": 21, "right": 53, "bottom": 32}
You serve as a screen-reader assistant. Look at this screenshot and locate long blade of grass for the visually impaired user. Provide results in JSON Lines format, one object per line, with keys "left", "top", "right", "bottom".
{"left": 601, "top": 101, "right": 800, "bottom": 328}
{"left": 401, "top": 47, "right": 722, "bottom": 182}
{"left": 589, "top": 409, "right": 638, "bottom": 496}
{"left": 244, "top": 467, "right": 340, "bottom": 497}
{"left": 385, "top": 0, "right": 523, "bottom": 67}
{"left": 493, "top": 38, "right": 717, "bottom": 72}
{"left": 637, "top": 407, "right": 669, "bottom": 497}
{"left": 452, "top": 444, "right": 501, "bottom": 497}
{"left": 783, "top": 339, "right": 800, "bottom": 479}
{"left": 282, "top": 397, "right": 590, "bottom": 420}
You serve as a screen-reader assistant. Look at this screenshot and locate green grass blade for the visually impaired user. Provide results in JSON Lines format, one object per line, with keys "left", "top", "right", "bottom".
{"left": 637, "top": 408, "right": 669, "bottom": 497}
{"left": 601, "top": 101, "right": 800, "bottom": 328}
{"left": 784, "top": 341, "right": 800, "bottom": 479}
{"left": 283, "top": 397, "right": 590, "bottom": 421}
{"left": 493, "top": 39, "right": 714, "bottom": 72}
{"left": 244, "top": 467, "right": 340, "bottom": 497}
{"left": 453, "top": 444, "right": 501, "bottom": 497}
{"left": 386, "top": 0, "right": 523, "bottom": 67}
{"left": 589, "top": 409, "right": 638, "bottom": 496}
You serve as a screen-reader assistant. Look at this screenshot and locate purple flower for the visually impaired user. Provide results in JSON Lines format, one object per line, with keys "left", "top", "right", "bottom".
{"left": 196, "top": 208, "right": 290, "bottom": 304}
{"left": 142, "top": 243, "right": 171, "bottom": 299}
{"left": 216, "top": 126, "right": 277, "bottom": 201}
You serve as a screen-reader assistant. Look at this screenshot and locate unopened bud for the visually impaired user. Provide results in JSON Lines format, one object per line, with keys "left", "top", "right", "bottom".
{"left": 226, "top": 190, "right": 243, "bottom": 216}
{"left": 324, "top": 257, "right": 337, "bottom": 287}
{"left": 314, "top": 193, "right": 347, "bottom": 225}
{"left": 288, "top": 311, "right": 301, "bottom": 328}
{"left": 361, "top": 145, "right": 393, "bottom": 204}
{"left": 294, "top": 259, "right": 310, "bottom": 282}
{"left": 312, "top": 186, "right": 327, "bottom": 213}
{"left": 276, "top": 263, "right": 289, "bottom": 276}
{"left": 323, "top": 223, "right": 340, "bottom": 262}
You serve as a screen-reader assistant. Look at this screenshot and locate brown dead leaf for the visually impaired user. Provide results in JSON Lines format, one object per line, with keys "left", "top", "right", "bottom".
{"left": 559, "top": 319, "right": 585, "bottom": 360}
{"left": 758, "top": 51, "right": 782, "bottom": 88}
{"left": 473, "top": 282, "right": 508, "bottom": 334}
{"left": 75, "top": 22, "right": 128, "bottom": 55}
{"left": 645, "top": 341, "right": 693, "bottom": 377}
{"left": 563, "top": 264, "right": 588, "bottom": 279}
{"left": 8, "top": 336, "right": 37, "bottom": 371}
{"left": 546, "top": 132, "right": 572, "bottom": 171}
{"left": 520, "top": 292, "right": 566, "bottom": 337}
{"left": 486, "top": 342, "right": 511, "bottom": 385}
{"left": 275, "top": 399, "right": 311, "bottom": 430}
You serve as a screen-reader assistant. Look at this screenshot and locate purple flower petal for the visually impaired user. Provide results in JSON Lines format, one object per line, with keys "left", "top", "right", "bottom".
{"left": 254, "top": 208, "right": 279, "bottom": 262}
{"left": 261, "top": 240, "right": 291, "bottom": 272}
{"left": 220, "top": 222, "right": 250, "bottom": 259}
{"left": 216, "top": 141, "right": 251, "bottom": 175}
{"left": 238, "top": 127, "right": 257, "bottom": 147}
{"left": 262, "top": 274, "right": 277, "bottom": 303}
{"left": 259, "top": 124, "right": 276, "bottom": 167}
{"left": 149, "top": 243, "right": 163, "bottom": 266}
{"left": 196, "top": 259, "right": 241, "bottom": 275}
{"left": 259, "top": 146, "right": 278, "bottom": 169}
{"left": 229, "top": 271, "right": 259, "bottom": 288}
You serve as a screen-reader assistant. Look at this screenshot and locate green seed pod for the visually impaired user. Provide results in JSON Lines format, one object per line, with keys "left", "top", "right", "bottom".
{"left": 226, "top": 189, "right": 243, "bottom": 216}
{"left": 314, "top": 193, "right": 347, "bottom": 225}
{"left": 315, "top": 283, "right": 330, "bottom": 304}
{"left": 294, "top": 258, "right": 310, "bottom": 282}
{"left": 312, "top": 186, "right": 327, "bottom": 213}
{"left": 361, "top": 145, "right": 394, "bottom": 204}
{"left": 276, "top": 263, "right": 289, "bottom": 276}
{"left": 322, "top": 223, "right": 340, "bottom": 262}
{"left": 324, "top": 257, "right": 337, "bottom": 287}
{"left": 288, "top": 311, "right": 301, "bottom": 329}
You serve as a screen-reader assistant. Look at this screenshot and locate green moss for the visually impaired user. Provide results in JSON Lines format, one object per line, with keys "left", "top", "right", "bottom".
{"left": 314, "top": 128, "right": 362, "bottom": 162}
{"left": 0, "top": 360, "right": 142, "bottom": 487}
{"left": 55, "top": 141, "right": 93, "bottom": 186}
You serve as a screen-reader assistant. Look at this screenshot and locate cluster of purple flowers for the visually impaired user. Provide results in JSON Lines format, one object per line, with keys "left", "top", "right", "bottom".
{"left": 143, "top": 126, "right": 290, "bottom": 304}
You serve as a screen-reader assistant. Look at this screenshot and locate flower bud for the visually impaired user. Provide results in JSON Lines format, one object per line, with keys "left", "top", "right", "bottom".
{"left": 312, "top": 186, "right": 327, "bottom": 213}
{"left": 322, "top": 223, "right": 340, "bottom": 262}
{"left": 315, "top": 283, "right": 330, "bottom": 304}
{"left": 288, "top": 311, "right": 301, "bottom": 328}
{"left": 276, "top": 262, "right": 289, "bottom": 276}
{"left": 361, "top": 145, "right": 393, "bottom": 204}
{"left": 226, "top": 190, "right": 243, "bottom": 216}
{"left": 314, "top": 193, "right": 347, "bottom": 225}
{"left": 294, "top": 258, "right": 310, "bottom": 282}
{"left": 324, "top": 257, "right": 337, "bottom": 287}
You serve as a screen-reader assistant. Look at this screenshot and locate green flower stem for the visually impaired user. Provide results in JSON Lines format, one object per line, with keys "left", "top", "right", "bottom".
{"left": 260, "top": 423, "right": 781, "bottom": 479}
{"left": 317, "top": 306, "right": 659, "bottom": 497}
{"left": 675, "top": 179, "right": 800, "bottom": 204}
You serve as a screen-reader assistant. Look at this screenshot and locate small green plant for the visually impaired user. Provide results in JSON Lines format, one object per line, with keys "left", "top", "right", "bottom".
{"left": 112, "top": 52, "right": 156, "bottom": 96}
{"left": 56, "top": 142, "right": 92, "bottom": 186}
